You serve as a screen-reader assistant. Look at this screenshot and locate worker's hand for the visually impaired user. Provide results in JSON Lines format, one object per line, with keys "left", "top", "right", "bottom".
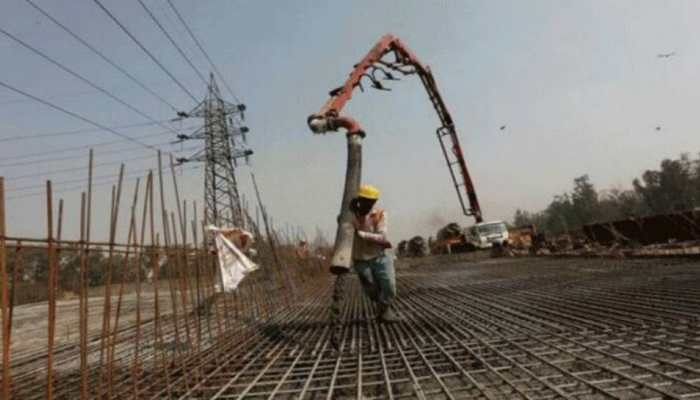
{"left": 357, "top": 230, "right": 382, "bottom": 241}
{"left": 357, "top": 230, "right": 392, "bottom": 249}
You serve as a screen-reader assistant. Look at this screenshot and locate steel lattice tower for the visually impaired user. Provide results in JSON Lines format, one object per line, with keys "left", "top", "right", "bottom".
{"left": 176, "top": 73, "right": 253, "bottom": 228}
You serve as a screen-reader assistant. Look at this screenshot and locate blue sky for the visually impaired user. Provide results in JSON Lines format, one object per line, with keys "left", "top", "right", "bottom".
{"left": 1, "top": 0, "right": 699, "bottom": 243}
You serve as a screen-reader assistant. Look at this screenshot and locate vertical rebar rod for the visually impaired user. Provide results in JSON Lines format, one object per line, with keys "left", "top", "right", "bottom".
{"left": 78, "top": 191, "right": 88, "bottom": 400}
{"left": 168, "top": 154, "right": 198, "bottom": 352}
{"left": 171, "top": 211, "right": 202, "bottom": 383}
{"left": 170, "top": 212, "right": 193, "bottom": 351}
{"left": 148, "top": 174, "right": 173, "bottom": 397}
{"left": 53, "top": 198, "right": 64, "bottom": 399}
{"left": 201, "top": 220, "right": 223, "bottom": 343}
{"left": 108, "top": 178, "right": 140, "bottom": 389}
{"left": 7, "top": 241, "right": 20, "bottom": 387}
{"left": 46, "top": 180, "right": 56, "bottom": 400}
{"left": 97, "top": 186, "right": 115, "bottom": 399}
{"left": 189, "top": 201, "right": 204, "bottom": 354}
{"left": 192, "top": 202, "right": 209, "bottom": 343}
{"left": 0, "top": 177, "right": 10, "bottom": 399}
{"left": 80, "top": 149, "right": 93, "bottom": 400}
{"left": 56, "top": 200, "right": 63, "bottom": 242}
{"left": 132, "top": 173, "right": 150, "bottom": 399}
{"left": 255, "top": 206, "right": 260, "bottom": 233}
{"left": 157, "top": 151, "right": 190, "bottom": 391}
{"left": 98, "top": 165, "right": 124, "bottom": 400}
{"left": 250, "top": 173, "right": 294, "bottom": 298}
{"left": 169, "top": 154, "right": 186, "bottom": 244}
{"left": 183, "top": 201, "right": 200, "bottom": 333}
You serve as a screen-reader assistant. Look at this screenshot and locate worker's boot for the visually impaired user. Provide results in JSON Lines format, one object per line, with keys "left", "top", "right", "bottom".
{"left": 377, "top": 304, "right": 401, "bottom": 324}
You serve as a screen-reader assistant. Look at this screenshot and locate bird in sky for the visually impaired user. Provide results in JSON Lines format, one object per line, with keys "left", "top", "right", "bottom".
{"left": 499, "top": 125, "right": 506, "bottom": 131}
{"left": 657, "top": 52, "right": 676, "bottom": 58}
{"left": 655, "top": 126, "right": 662, "bottom": 131}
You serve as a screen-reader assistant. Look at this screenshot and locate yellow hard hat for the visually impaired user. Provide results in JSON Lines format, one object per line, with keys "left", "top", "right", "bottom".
{"left": 357, "top": 184, "right": 380, "bottom": 200}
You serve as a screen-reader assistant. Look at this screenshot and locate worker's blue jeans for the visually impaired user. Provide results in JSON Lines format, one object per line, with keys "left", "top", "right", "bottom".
{"left": 353, "top": 253, "right": 396, "bottom": 306}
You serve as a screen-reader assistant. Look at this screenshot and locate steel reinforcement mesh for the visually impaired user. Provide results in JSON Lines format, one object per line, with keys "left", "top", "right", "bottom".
{"left": 152, "top": 257, "right": 700, "bottom": 399}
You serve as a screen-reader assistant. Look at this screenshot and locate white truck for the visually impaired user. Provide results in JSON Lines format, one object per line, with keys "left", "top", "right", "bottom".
{"left": 466, "top": 220, "right": 509, "bottom": 249}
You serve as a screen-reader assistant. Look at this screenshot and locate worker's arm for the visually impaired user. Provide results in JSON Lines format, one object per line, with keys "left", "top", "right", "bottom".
{"left": 356, "top": 211, "right": 392, "bottom": 249}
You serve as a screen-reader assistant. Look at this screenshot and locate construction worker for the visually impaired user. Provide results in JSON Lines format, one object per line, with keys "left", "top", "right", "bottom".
{"left": 295, "top": 240, "right": 310, "bottom": 261}
{"left": 351, "top": 184, "right": 400, "bottom": 323}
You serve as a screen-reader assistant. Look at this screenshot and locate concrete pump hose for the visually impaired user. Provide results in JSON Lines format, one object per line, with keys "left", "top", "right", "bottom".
{"left": 329, "top": 133, "right": 363, "bottom": 274}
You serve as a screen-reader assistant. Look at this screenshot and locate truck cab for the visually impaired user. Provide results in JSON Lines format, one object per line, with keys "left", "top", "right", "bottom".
{"left": 467, "top": 220, "right": 509, "bottom": 249}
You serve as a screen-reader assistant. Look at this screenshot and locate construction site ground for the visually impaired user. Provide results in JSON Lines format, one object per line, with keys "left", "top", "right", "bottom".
{"left": 174, "top": 255, "right": 700, "bottom": 399}
{"left": 7, "top": 255, "right": 700, "bottom": 399}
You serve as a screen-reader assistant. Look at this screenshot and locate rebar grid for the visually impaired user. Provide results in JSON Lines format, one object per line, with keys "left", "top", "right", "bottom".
{"left": 178, "top": 257, "right": 700, "bottom": 400}
{"left": 0, "top": 158, "right": 326, "bottom": 400}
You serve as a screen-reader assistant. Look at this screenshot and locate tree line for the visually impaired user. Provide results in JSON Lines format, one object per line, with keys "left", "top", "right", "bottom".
{"left": 513, "top": 153, "right": 700, "bottom": 235}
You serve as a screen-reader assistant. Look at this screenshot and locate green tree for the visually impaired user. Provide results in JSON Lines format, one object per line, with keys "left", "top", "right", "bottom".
{"left": 598, "top": 189, "right": 645, "bottom": 221}
{"left": 86, "top": 249, "right": 107, "bottom": 287}
{"left": 513, "top": 209, "right": 532, "bottom": 227}
{"left": 544, "top": 194, "right": 575, "bottom": 235}
{"left": 513, "top": 152, "right": 700, "bottom": 237}
{"left": 58, "top": 253, "right": 80, "bottom": 292}
{"left": 513, "top": 209, "right": 547, "bottom": 228}
{"left": 25, "top": 248, "right": 49, "bottom": 284}
{"left": 633, "top": 154, "right": 696, "bottom": 213}
{"left": 571, "top": 175, "right": 599, "bottom": 225}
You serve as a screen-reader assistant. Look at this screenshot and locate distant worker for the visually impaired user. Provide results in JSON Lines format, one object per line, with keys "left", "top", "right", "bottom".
{"left": 295, "top": 240, "right": 310, "bottom": 261}
{"left": 351, "top": 184, "right": 400, "bottom": 323}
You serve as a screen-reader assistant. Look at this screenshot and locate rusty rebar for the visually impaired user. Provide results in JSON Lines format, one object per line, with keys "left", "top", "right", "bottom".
{"left": 108, "top": 178, "right": 140, "bottom": 389}
{"left": 98, "top": 164, "right": 124, "bottom": 399}
{"left": 148, "top": 171, "right": 173, "bottom": 398}
{"left": 45, "top": 181, "right": 56, "bottom": 400}
{"left": 0, "top": 177, "right": 10, "bottom": 399}
{"left": 251, "top": 173, "right": 294, "bottom": 300}
{"left": 79, "top": 148, "right": 93, "bottom": 400}
{"left": 158, "top": 151, "right": 192, "bottom": 392}
{"left": 78, "top": 191, "right": 89, "bottom": 400}
{"left": 132, "top": 173, "right": 150, "bottom": 399}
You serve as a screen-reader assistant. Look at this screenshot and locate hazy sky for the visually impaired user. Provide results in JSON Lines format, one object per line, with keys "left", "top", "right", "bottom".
{"left": 1, "top": 0, "right": 699, "bottom": 243}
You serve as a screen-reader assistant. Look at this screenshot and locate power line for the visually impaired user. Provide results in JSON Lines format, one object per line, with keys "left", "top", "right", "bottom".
{"left": 0, "top": 140, "right": 179, "bottom": 168}
{"left": 23, "top": 0, "right": 180, "bottom": 113}
{"left": 0, "top": 119, "right": 177, "bottom": 143}
{"left": 137, "top": 0, "right": 208, "bottom": 87}
{"left": 92, "top": 0, "right": 199, "bottom": 104}
{"left": 2, "top": 126, "right": 194, "bottom": 161}
{"left": 166, "top": 0, "right": 241, "bottom": 103}
{"left": 4, "top": 146, "right": 197, "bottom": 183}
{"left": 4, "top": 152, "right": 163, "bottom": 182}
{"left": 7, "top": 161, "right": 189, "bottom": 192}
{"left": 5, "top": 147, "right": 194, "bottom": 182}
{"left": 0, "top": 89, "right": 95, "bottom": 106}
{"left": 0, "top": 79, "right": 160, "bottom": 150}
{"left": 154, "top": 0, "right": 198, "bottom": 55}
{"left": 8, "top": 171, "right": 122, "bottom": 192}
{"left": 6, "top": 164, "right": 202, "bottom": 201}
{"left": 0, "top": 84, "right": 181, "bottom": 107}
{"left": 0, "top": 25, "right": 178, "bottom": 137}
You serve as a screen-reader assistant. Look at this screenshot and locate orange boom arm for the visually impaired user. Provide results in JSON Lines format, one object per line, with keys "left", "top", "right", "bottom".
{"left": 307, "top": 34, "right": 483, "bottom": 222}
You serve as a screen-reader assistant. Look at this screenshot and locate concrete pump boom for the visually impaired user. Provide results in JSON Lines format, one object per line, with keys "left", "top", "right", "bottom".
{"left": 308, "top": 34, "right": 483, "bottom": 222}
{"left": 308, "top": 34, "right": 483, "bottom": 274}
